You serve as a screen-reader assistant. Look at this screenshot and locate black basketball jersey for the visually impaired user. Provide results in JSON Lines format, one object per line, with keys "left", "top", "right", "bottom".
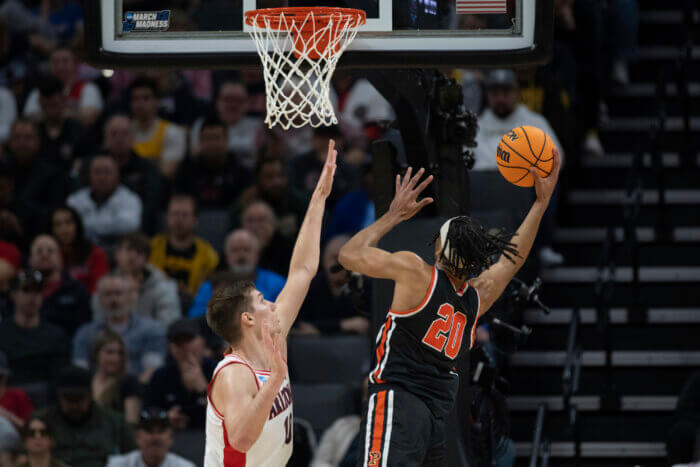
{"left": 369, "top": 267, "right": 480, "bottom": 418}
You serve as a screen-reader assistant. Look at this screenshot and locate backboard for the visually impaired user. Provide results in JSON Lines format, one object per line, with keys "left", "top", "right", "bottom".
{"left": 84, "top": 0, "right": 553, "bottom": 69}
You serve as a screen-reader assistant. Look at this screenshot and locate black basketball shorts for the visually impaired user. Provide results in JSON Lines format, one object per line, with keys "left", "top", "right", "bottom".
{"left": 356, "top": 384, "right": 447, "bottom": 467}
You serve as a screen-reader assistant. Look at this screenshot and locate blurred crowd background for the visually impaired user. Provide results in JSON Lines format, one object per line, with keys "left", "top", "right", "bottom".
{"left": 0, "top": 1, "right": 656, "bottom": 466}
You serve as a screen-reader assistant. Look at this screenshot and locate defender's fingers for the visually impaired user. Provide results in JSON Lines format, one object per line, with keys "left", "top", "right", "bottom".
{"left": 417, "top": 197, "right": 434, "bottom": 210}
{"left": 395, "top": 174, "right": 401, "bottom": 193}
{"left": 407, "top": 168, "right": 425, "bottom": 189}
{"left": 551, "top": 147, "right": 562, "bottom": 176}
{"left": 414, "top": 174, "right": 434, "bottom": 195}
{"left": 402, "top": 167, "right": 413, "bottom": 188}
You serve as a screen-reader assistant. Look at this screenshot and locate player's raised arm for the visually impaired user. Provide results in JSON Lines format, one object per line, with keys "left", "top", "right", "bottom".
{"left": 275, "top": 140, "right": 337, "bottom": 337}
{"left": 218, "top": 322, "right": 287, "bottom": 452}
{"left": 471, "top": 148, "right": 562, "bottom": 316}
{"left": 338, "top": 167, "right": 434, "bottom": 281}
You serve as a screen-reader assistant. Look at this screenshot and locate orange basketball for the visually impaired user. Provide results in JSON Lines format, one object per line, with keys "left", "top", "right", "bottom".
{"left": 496, "top": 126, "right": 556, "bottom": 187}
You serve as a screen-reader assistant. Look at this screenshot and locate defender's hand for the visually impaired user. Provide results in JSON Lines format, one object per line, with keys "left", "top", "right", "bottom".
{"left": 313, "top": 139, "right": 338, "bottom": 199}
{"left": 263, "top": 321, "right": 287, "bottom": 384}
{"left": 531, "top": 147, "right": 561, "bottom": 202}
{"left": 388, "top": 167, "right": 434, "bottom": 222}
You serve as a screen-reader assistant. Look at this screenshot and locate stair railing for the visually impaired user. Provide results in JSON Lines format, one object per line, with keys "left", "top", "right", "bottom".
{"left": 562, "top": 307, "right": 582, "bottom": 465}
{"left": 528, "top": 403, "right": 549, "bottom": 467}
{"left": 677, "top": 0, "right": 694, "bottom": 166}
{"left": 651, "top": 69, "right": 669, "bottom": 242}
{"left": 595, "top": 226, "right": 621, "bottom": 410}
{"left": 623, "top": 144, "right": 644, "bottom": 321}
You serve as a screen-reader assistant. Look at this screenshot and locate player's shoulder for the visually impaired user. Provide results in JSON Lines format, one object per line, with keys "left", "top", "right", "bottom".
{"left": 392, "top": 250, "right": 431, "bottom": 271}
{"left": 214, "top": 359, "right": 259, "bottom": 394}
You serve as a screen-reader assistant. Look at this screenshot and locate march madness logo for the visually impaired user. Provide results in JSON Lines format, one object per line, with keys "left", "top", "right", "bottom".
{"left": 123, "top": 11, "right": 170, "bottom": 32}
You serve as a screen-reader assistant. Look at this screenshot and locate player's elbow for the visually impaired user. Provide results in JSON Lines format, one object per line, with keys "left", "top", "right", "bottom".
{"left": 338, "top": 245, "right": 356, "bottom": 270}
{"left": 228, "top": 432, "right": 256, "bottom": 453}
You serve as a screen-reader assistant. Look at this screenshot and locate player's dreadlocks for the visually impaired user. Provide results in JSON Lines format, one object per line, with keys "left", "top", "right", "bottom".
{"left": 430, "top": 216, "right": 520, "bottom": 279}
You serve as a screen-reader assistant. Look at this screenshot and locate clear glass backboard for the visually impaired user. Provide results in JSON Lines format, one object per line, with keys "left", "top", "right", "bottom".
{"left": 84, "top": 0, "right": 553, "bottom": 68}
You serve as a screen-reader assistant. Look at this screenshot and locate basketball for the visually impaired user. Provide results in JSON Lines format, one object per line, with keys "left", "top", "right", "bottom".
{"left": 496, "top": 126, "right": 557, "bottom": 187}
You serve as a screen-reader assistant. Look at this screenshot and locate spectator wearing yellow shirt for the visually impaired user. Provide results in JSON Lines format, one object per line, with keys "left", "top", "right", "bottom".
{"left": 150, "top": 195, "right": 218, "bottom": 296}
{"left": 128, "top": 77, "right": 186, "bottom": 180}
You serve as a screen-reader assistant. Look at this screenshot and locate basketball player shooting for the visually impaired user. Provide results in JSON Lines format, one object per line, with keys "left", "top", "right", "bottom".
{"left": 339, "top": 150, "right": 561, "bottom": 466}
{"left": 203, "top": 140, "right": 338, "bottom": 466}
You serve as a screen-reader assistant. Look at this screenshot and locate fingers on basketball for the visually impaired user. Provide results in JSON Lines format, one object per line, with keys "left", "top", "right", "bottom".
{"left": 496, "top": 126, "right": 557, "bottom": 188}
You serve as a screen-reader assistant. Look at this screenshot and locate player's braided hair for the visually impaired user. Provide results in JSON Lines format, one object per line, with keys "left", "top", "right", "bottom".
{"left": 430, "top": 216, "right": 520, "bottom": 278}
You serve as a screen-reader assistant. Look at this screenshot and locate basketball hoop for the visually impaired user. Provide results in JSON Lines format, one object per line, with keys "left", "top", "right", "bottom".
{"left": 245, "top": 7, "right": 366, "bottom": 129}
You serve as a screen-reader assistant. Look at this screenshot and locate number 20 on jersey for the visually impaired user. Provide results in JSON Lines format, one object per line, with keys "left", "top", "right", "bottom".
{"left": 421, "top": 304, "right": 467, "bottom": 359}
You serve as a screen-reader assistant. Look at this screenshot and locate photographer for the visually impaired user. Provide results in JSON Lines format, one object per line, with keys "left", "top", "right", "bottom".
{"left": 295, "top": 235, "right": 370, "bottom": 336}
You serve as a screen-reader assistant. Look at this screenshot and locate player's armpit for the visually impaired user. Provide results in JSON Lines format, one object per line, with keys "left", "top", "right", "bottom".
{"left": 215, "top": 364, "right": 265, "bottom": 452}
{"left": 339, "top": 248, "right": 425, "bottom": 281}
{"left": 469, "top": 260, "right": 511, "bottom": 317}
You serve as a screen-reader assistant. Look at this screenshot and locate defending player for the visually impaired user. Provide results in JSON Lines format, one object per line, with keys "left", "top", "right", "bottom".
{"left": 339, "top": 150, "right": 561, "bottom": 466}
{"left": 203, "top": 140, "right": 338, "bottom": 466}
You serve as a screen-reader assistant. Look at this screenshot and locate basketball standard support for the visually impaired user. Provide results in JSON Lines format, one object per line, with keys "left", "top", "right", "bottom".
{"left": 365, "top": 70, "right": 478, "bottom": 466}
{"left": 364, "top": 69, "right": 476, "bottom": 219}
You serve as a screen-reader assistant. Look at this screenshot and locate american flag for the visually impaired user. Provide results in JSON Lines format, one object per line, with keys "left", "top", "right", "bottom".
{"left": 456, "top": 0, "right": 507, "bottom": 14}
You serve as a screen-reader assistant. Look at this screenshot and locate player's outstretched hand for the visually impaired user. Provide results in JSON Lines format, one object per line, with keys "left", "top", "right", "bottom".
{"left": 263, "top": 321, "right": 287, "bottom": 384}
{"left": 388, "top": 167, "right": 434, "bottom": 222}
{"left": 312, "top": 139, "right": 338, "bottom": 200}
{"left": 531, "top": 147, "right": 561, "bottom": 203}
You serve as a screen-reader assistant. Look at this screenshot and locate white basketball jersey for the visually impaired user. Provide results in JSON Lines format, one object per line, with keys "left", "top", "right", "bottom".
{"left": 204, "top": 353, "right": 293, "bottom": 467}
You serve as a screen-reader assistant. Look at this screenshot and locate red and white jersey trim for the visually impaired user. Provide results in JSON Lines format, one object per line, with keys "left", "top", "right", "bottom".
{"left": 204, "top": 353, "right": 293, "bottom": 467}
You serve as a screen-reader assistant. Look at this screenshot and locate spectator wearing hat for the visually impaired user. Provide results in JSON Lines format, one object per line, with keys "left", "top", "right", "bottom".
{"left": 188, "top": 228, "right": 285, "bottom": 318}
{"left": 73, "top": 274, "right": 167, "bottom": 380}
{"left": 112, "top": 233, "right": 180, "bottom": 327}
{"left": 16, "top": 415, "right": 70, "bottom": 467}
{"left": 106, "top": 408, "right": 195, "bottom": 467}
{"left": 473, "top": 69, "right": 565, "bottom": 267}
{"left": 66, "top": 154, "right": 143, "bottom": 247}
{"left": 29, "top": 234, "right": 91, "bottom": 336}
{"left": 146, "top": 319, "right": 217, "bottom": 430}
{"left": 0, "top": 241, "right": 21, "bottom": 319}
{"left": 0, "top": 351, "right": 34, "bottom": 430}
{"left": 48, "top": 206, "right": 109, "bottom": 295}
{"left": 0, "top": 269, "right": 70, "bottom": 384}
{"left": 37, "top": 365, "right": 136, "bottom": 467}
{"left": 175, "top": 115, "right": 253, "bottom": 210}
{"left": 150, "top": 194, "right": 219, "bottom": 297}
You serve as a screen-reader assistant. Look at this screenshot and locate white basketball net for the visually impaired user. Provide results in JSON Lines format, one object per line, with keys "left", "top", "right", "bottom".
{"left": 246, "top": 10, "right": 364, "bottom": 129}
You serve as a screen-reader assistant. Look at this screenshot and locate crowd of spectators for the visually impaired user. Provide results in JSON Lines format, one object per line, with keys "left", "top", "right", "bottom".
{"left": 0, "top": 1, "right": 642, "bottom": 466}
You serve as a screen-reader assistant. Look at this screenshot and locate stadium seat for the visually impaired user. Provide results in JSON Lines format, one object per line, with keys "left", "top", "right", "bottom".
{"left": 292, "top": 383, "right": 358, "bottom": 436}
{"left": 16, "top": 381, "right": 52, "bottom": 408}
{"left": 195, "top": 209, "right": 230, "bottom": 252}
{"left": 170, "top": 428, "right": 206, "bottom": 464}
{"left": 469, "top": 170, "right": 533, "bottom": 232}
{"left": 287, "top": 335, "right": 371, "bottom": 384}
